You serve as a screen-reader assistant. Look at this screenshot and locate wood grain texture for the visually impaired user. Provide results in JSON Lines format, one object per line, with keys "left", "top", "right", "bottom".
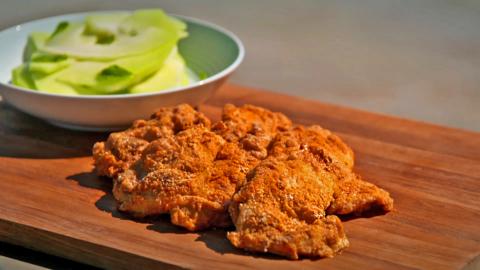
{"left": 0, "top": 84, "right": 479, "bottom": 270}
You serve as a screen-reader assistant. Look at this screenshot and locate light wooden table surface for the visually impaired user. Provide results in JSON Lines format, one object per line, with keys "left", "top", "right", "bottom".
{"left": 0, "top": 1, "right": 479, "bottom": 269}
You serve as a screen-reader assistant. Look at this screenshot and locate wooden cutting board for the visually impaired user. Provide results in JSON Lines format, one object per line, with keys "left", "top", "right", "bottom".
{"left": 0, "top": 84, "right": 479, "bottom": 270}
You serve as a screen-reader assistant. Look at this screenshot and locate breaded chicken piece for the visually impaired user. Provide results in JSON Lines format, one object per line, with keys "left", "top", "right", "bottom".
{"left": 228, "top": 153, "right": 349, "bottom": 259}
{"left": 113, "top": 126, "right": 231, "bottom": 230}
{"left": 269, "top": 125, "right": 354, "bottom": 168}
{"left": 92, "top": 104, "right": 210, "bottom": 177}
{"left": 270, "top": 125, "right": 393, "bottom": 216}
{"left": 93, "top": 103, "right": 393, "bottom": 256}
{"left": 327, "top": 173, "right": 394, "bottom": 215}
{"left": 211, "top": 104, "right": 293, "bottom": 187}
{"left": 228, "top": 125, "right": 393, "bottom": 259}
{"left": 213, "top": 104, "right": 292, "bottom": 143}
{"left": 112, "top": 104, "right": 292, "bottom": 230}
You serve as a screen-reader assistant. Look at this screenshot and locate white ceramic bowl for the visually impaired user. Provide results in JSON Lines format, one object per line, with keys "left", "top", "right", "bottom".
{"left": 0, "top": 11, "right": 244, "bottom": 131}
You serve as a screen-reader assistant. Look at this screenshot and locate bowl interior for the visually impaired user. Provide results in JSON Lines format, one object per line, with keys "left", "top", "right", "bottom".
{"left": 180, "top": 20, "right": 240, "bottom": 79}
{"left": 0, "top": 11, "right": 243, "bottom": 92}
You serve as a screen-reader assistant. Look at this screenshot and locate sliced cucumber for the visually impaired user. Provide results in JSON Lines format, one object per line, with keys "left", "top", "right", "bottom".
{"left": 12, "top": 9, "right": 192, "bottom": 95}
{"left": 130, "top": 48, "right": 190, "bottom": 93}
{"left": 84, "top": 12, "right": 129, "bottom": 39}
{"left": 12, "top": 64, "right": 36, "bottom": 89}
{"left": 56, "top": 42, "right": 176, "bottom": 93}
{"left": 28, "top": 52, "right": 73, "bottom": 79}
{"left": 23, "top": 32, "right": 50, "bottom": 61}
{"left": 34, "top": 71, "right": 79, "bottom": 95}
{"left": 43, "top": 10, "right": 185, "bottom": 60}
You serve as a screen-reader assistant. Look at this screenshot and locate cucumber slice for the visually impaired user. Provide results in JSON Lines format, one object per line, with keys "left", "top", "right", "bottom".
{"left": 84, "top": 12, "right": 129, "bottom": 39}
{"left": 28, "top": 52, "right": 73, "bottom": 79}
{"left": 34, "top": 71, "right": 79, "bottom": 95}
{"left": 11, "top": 9, "right": 191, "bottom": 95}
{"left": 11, "top": 64, "right": 36, "bottom": 89}
{"left": 130, "top": 48, "right": 190, "bottom": 93}
{"left": 119, "top": 9, "right": 187, "bottom": 39}
{"left": 56, "top": 42, "right": 177, "bottom": 93}
{"left": 43, "top": 11, "right": 186, "bottom": 60}
{"left": 23, "top": 32, "right": 50, "bottom": 61}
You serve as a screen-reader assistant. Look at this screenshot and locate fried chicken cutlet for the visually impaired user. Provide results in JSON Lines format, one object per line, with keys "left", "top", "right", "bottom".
{"left": 108, "top": 104, "right": 291, "bottom": 230}
{"left": 92, "top": 103, "right": 393, "bottom": 259}
{"left": 228, "top": 152, "right": 350, "bottom": 259}
{"left": 93, "top": 104, "right": 210, "bottom": 178}
{"left": 269, "top": 125, "right": 394, "bottom": 216}
{"left": 114, "top": 126, "right": 231, "bottom": 229}
{"left": 227, "top": 125, "right": 393, "bottom": 259}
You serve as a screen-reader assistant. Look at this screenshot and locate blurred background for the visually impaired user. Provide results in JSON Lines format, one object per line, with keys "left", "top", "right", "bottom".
{"left": 1, "top": 0, "right": 480, "bottom": 131}
{"left": 0, "top": 1, "right": 479, "bottom": 268}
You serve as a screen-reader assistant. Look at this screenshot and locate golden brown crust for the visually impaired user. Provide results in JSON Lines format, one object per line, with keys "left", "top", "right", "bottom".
{"left": 269, "top": 125, "right": 354, "bottom": 168}
{"left": 213, "top": 104, "right": 292, "bottom": 142}
{"left": 267, "top": 125, "right": 393, "bottom": 217}
{"left": 227, "top": 124, "right": 393, "bottom": 259}
{"left": 113, "top": 126, "right": 230, "bottom": 230}
{"left": 327, "top": 173, "right": 394, "bottom": 215}
{"left": 92, "top": 104, "right": 210, "bottom": 178}
{"left": 227, "top": 154, "right": 349, "bottom": 259}
{"left": 92, "top": 103, "right": 393, "bottom": 259}
{"left": 228, "top": 215, "right": 348, "bottom": 260}
{"left": 108, "top": 104, "right": 292, "bottom": 230}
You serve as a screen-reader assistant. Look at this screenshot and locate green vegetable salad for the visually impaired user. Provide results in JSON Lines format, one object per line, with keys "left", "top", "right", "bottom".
{"left": 11, "top": 9, "right": 192, "bottom": 95}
